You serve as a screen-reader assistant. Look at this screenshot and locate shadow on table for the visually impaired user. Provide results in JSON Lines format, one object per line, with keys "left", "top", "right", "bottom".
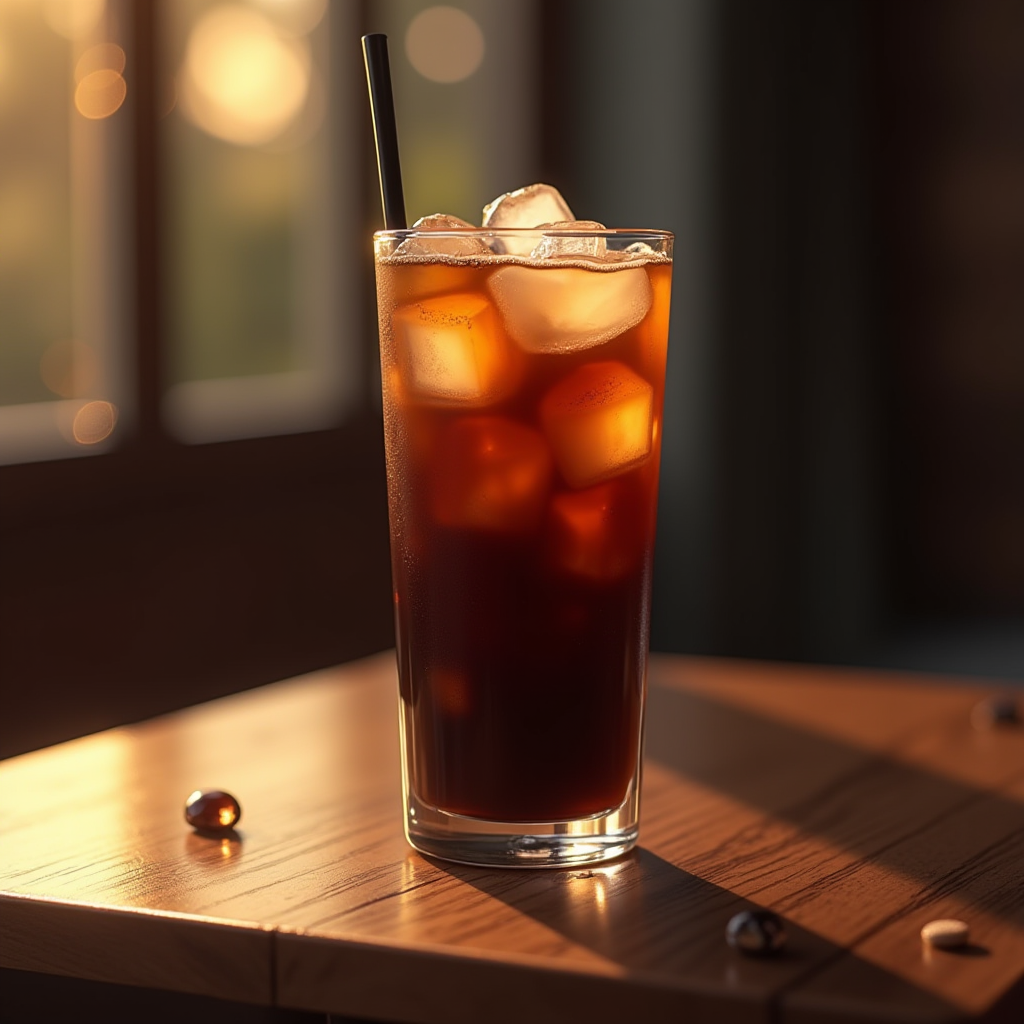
{"left": 434, "top": 679, "right": 1024, "bottom": 1019}
{"left": 438, "top": 849, "right": 964, "bottom": 1020}
{"left": 642, "top": 681, "right": 1024, "bottom": 929}
{"left": 440, "top": 847, "right": 814, "bottom": 976}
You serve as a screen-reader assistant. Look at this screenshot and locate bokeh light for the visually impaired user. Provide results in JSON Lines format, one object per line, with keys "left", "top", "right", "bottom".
{"left": 405, "top": 6, "right": 485, "bottom": 84}
{"left": 72, "top": 400, "right": 117, "bottom": 444}
{"left": 179, "top": 4, "right": 311, "bottom": 146}
{"left": 159, "top": 75, "right": 177, "bottom": 119}
{"left": 251, "top": 0, "right": 327, "bottom": 37}
{"left": 75, "top": 42, "right": 125, "bottom": 81}
{"left": 40, "top": 340, "right": 98, "bottom": 398}
{"left": 42, "top": 0, "right": 105, "bottom": 40}
{"left": 75, "top": 68, "right": 126, "bottom": 119}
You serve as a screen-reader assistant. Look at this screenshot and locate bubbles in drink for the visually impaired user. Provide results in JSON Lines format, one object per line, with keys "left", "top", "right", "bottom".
{"left": 530, "top": 220, "right": 607, "bottom": 261}
{"left": 396, "top": 213, "right": 493, "bottom": 258}
{"left": 488, "top": 262, "right": 653, "bottom": 355}
{"left": 540, "top": 361, "right": 653, "bottom": 488}
{"left": 482, "top": 183, "right": 575, "bottom": 255}
{"left": 547, "top": 481, "right": 644, "bottom": 581}
{"left": 432, "top": 416, "right": 552, "bottom": 532}
{"left": 392, "top": 292, "right": 520, "bottom": 405}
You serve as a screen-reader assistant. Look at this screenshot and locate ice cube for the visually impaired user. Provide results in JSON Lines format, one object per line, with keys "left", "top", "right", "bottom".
{"left": 392, "top": 292, "right": 519, "bottom": 405}
{"left": 605, "top": 240, "right": 658, "bottom": 263}
{"left": 530, "top": 221, "right": 607, "bottom": 261}
{"left": 488, "top": 263, "right": 652, "bottom": 354}
{"left": 396, "top": 214, "right": 493, "bottom": 258}
{"left": 547, "top": 482, "right": 644, "bottom": 581}
{"left": 482, "top": 184, "right": 574, "bottom": 256}
{"left": 432, "top": 416, "right": 552, "bottom": 532}
{"left": 540, "top": 361, "right": 653, "bottom": 488}
{"left": 623, "top": 241, "right": 657, "bottom": 258}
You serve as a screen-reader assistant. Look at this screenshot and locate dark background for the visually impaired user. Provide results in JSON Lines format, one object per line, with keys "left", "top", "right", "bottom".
{"left": 2, "top": 0, "right": 1023, "bottom": 764}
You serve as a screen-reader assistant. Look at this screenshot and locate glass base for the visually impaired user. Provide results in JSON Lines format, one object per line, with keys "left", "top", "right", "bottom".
{"left": 403, "top": 780, "right": 641, "bottom": 869}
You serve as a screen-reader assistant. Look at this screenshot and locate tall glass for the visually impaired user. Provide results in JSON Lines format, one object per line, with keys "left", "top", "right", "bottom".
{"left": 373, "top": 227, "right": 672, "bottom": 867}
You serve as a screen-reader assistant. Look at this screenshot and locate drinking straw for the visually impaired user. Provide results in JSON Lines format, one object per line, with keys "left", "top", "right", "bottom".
{"left": 362, "top": 33, "right": 407, "bottom": 230}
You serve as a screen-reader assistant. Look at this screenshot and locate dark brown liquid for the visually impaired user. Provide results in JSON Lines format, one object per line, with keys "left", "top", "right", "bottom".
{"left": 378, "top": 255, "right": 671, "bottom": 821}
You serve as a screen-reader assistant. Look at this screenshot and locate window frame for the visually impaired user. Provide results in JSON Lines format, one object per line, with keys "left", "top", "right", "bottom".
{"left": 0, "top": 0, "right": 394, "bottom": 758}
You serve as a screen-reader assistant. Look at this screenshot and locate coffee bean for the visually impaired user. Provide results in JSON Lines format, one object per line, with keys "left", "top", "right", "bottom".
{"left": 185, "top": 789, "right": 241, "bottom": 832}
{"left": 726, "top": 910, "right": 786, "bottom": 955}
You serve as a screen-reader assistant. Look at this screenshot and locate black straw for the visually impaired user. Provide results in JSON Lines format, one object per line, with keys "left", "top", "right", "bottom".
{"left": 362, "top": 33, "right": 407, "bottom": 230}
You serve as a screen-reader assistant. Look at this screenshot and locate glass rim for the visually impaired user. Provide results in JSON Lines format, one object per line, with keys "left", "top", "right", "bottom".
{"left": 374, "top": 227, "right": 674, "bottom": 240}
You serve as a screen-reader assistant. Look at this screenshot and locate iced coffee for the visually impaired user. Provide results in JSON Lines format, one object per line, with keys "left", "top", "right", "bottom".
{"left": 374, "top": 185, "right": 672, "bottom": 866}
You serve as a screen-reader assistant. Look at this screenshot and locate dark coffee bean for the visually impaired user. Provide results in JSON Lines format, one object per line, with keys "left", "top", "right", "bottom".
{"left": 185, "top": 789, "right": 241, "bottom": 832}
{"left": 726, "top": 910, "right": 786, "bottom": 955}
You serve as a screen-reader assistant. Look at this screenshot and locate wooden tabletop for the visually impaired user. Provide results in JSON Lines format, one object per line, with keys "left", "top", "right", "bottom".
{"left": 2, "top": 652, "right": 1022, "bottom": 1023}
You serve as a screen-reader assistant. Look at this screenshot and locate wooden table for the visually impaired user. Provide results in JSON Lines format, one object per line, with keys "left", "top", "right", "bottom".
{"left": 2, "top": 652, "right": 1022, "bottom": 1023}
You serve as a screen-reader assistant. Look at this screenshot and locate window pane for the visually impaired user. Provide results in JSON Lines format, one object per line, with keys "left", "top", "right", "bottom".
{"left": 161, "top": 0, "right": 358, "bottom": 442}
{"left": 0, "top": 0, "right": 126, "bottom": 463}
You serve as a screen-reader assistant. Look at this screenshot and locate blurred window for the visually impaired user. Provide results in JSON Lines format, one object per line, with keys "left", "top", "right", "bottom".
{"left": 161, "top": 0, "right": 359, "bottom": 443}
{"left": 0, "top": 0, "right": 543, "bottom": 757}
{"left": 0, "top": 0, "right": 361, "bottom": 461}
{"left": 0, "top": 0, "right": 127, "bottom": 463}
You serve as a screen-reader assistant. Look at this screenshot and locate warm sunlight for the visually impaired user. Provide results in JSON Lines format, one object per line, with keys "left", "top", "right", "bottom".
{"left": 179, "top": 4, "right": 310, "bottom": 146}
{"left": 41, "top": 0, "right": 104, "bottom": 40}
{"left": 251, "top": 0, "right": 326, "bottom": 36}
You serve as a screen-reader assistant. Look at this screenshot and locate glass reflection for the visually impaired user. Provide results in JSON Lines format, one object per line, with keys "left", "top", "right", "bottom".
{"left": 185, "top": 830, "right": 243, "bottom": 863}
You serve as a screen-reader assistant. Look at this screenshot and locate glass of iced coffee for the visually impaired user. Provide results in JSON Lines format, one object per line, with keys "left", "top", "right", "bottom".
{"left": 374, "top": 185, "right": 672, "bottom": 867}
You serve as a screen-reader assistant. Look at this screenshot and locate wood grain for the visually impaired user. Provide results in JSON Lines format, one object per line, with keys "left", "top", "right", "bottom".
{"left": 0, "top": 894, "right": 271, "bottom": 1005}
{"left": 1, "top": 652, "right": 1022, "bottom": 1023}
{"left": 783, "top": 775, "right": 1024, "bottom": 1024}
